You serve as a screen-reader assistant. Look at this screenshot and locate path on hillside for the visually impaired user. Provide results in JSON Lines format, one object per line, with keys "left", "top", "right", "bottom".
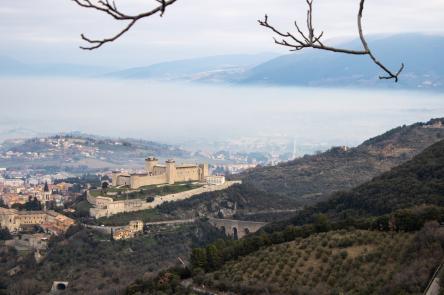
{"left": 240, "top": 209, "right": 300, "bottom": 215}
{"left": 424, "top": 263, "right": 443, "bottom": 295}
{"left": 145, "top": 219, "right": 196, "bottom": 226}
{"left": 82, "top": 219, "right": 197, "bottom": 234}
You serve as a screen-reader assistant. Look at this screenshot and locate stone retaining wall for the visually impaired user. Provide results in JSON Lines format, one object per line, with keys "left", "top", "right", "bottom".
{"left": 88, "top": 181, "right": 242, "bottom": 219}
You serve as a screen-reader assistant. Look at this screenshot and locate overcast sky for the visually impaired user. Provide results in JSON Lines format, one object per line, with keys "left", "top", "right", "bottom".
{"left": 1, "top": 0, "right": 443, "bottom": 67}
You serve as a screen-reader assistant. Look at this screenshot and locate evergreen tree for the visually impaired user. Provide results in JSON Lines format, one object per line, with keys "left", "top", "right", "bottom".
{"left": 190, "top": 248, "right": 207, "bottom": 270}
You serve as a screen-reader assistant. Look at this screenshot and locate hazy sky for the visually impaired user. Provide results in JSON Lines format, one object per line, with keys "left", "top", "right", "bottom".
{"left": 1, "top": 0, "right": 444, "bottom": 67}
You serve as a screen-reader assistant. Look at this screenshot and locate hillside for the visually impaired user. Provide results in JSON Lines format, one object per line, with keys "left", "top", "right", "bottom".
{"left": 203, "top": 228, "right": 443, "bottom": 295}
{"left": 154, "top": 139, "right": 444, "bottom": 295}
{"left": 236, "top": 118, "right": 444, "bottom": 205}
{"left": 0, "top": 134, "right": 192, "bottom": 170}
{"left": 281, "top": 136, "right": 444, "bottom": 228}
{"left": 239, "top": 34, "right": 444, "bottom": 90}
{"left": 2, "top": 222, "right": 224, "bottom": 294}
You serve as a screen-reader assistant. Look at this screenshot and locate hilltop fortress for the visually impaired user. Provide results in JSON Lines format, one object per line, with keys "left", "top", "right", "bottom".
{"left": 112, "top": 157, "right": 209, "bottom": 189}
{"left": 89, "top": 156, "right": 240, "bottom": 218}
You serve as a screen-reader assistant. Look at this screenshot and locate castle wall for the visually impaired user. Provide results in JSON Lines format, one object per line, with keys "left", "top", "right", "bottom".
{"left": 175, "top": 167, "right": 200, "bottom": 182}
{"left": 116, "top": 176, "right": 131, "bottom": 186}
{"left": 95, "top": 196, "right": 114, "bottom": 208}
{"left": 152, "top": 166, "right": 166, "bottom": 176}
{"left": 89, "top": 181, "right": 242, "bottom": 219}
{"left": 130, "top": 174, "right": 167, "bottom": 189}
{"left": 112, "top": 172, "right": 130, "bottom": 187}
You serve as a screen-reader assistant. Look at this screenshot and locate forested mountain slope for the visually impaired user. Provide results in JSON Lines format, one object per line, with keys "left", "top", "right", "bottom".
{"left": 237, "top": 118, "right": 444, "bottom": 205}
{"left": 282, "top": 137, "right": 444, "bottom": 228}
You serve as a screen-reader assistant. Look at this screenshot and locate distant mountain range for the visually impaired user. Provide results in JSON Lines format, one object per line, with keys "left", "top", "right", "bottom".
{"left": 238, "top": 33, "right": 444, "bottom": 89}
{"left": 105, "top": 53, "right": 279, "bottom": 82}
{"left": 1, "top": 33, "right": 442, "bottom": 89}
{"left": 105, "top": 33, "right": 444, "bottom": 89}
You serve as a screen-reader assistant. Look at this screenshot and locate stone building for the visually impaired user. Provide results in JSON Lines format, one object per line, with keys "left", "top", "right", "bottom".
{"left": 112, "top": 157, "right": 209, "bottom": 189}
{"left": 113, "top": 220, "right": 144, "bottom": 240}
{"left": 0, "top": 208, "right": 74, "bottom": 234}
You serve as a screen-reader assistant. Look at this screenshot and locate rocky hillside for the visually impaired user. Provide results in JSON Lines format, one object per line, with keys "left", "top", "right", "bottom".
{"left": 236, "top": 118, "right": 444, "bottom": 205}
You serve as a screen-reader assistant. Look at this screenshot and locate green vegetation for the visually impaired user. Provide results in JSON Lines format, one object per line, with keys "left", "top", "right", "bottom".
{"left": 0, "top": 228, "right": 12, "bottom": 240}
{"left": 74, "top": 200, "right": 93, "bottom": 218}
{"left": 202, "top": 225, "right": 443, "bottom": 294}
{"left": 276, "top": 138, "right": 444, "bottom": 230}
{"left": 90, "top": 182, "right": 202, "bottom": 201}
{"left": 55, "top": 174, "right": 102, "bottom": 188}
{"left": 97, "top": 208, "right": 165, "bottom": 226}
{"left": 152, "top": 139, "right": 444, "bottom": 294}
{"left": 157, "top": 183, "right": 298, "bottom": 218}
{"left": 11, "top": 197, "right": 43, "bottom": 211}
{"left": 187, "top": 140, "right": 444, "bottom": 273}
{"left": 126, "top": 267, "right": 193, "bottom": 295}
{"left": 6, "top": 221, "right": 224, "bottom": 294}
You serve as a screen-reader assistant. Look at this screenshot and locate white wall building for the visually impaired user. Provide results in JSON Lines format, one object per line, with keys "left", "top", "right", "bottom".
{"left": 206, "top": 175, "right": 226, "bottom": 186}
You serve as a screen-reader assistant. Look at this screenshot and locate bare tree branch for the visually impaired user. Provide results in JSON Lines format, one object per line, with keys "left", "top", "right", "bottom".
{"left": 72, "top": 0, "right": 178, "bottom": 50}
{"left": 258, "top": 0, "right": 404, "bottom": 82}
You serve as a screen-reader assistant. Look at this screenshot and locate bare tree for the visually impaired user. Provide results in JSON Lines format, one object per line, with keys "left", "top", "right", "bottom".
{"left": 258, "top": 0, "right": 404, "bottom": 82}
{"left": 72, "top": 0, "right": 404, "bottom": 81}
{"left": 72, "top": 0, "right": 178, "bottom": 50}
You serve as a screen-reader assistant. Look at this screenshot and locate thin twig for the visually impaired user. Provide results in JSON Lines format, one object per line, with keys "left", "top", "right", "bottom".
{"left": 258, "top": 0, "right": 404, "bottom": 82}
{"left": 72, "top": 0, "right": 178, "bottom": 50}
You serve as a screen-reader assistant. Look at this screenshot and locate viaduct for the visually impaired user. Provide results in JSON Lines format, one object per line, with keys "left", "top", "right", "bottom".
{"left": 207, "top": 218, "right": 268, "bottom": 239}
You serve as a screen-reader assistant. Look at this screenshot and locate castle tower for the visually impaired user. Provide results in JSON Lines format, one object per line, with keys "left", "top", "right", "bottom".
{"left": 145, "top": 157, "right": 158, "bottom": 175}
{"left": 165, "top": 159, "right": 176, "bottom": 184}
{"left": 199, "top": 163, "right": 209, "bottom": 181}
{"left": 111, "top": 171, "right": 120, "bottom": 187}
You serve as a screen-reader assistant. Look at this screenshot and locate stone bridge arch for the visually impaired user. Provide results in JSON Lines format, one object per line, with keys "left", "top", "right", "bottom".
{"left": 208, "top": 218, "right": 268, "bottom": 239}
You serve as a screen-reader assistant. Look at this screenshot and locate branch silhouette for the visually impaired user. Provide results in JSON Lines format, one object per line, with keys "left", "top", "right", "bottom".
{"left": 258, "top": 0, "right": 404, "bottom": 82}
{"left": 72, "top": 0, "right": 177, "bottom": 50}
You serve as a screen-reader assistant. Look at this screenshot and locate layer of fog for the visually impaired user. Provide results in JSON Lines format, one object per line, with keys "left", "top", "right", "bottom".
{"left": 1, "top": 78, "right": 443, "bottom": 152}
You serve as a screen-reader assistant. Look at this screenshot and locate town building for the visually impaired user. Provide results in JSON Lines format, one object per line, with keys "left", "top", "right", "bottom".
{"left": 0, "top": 208, "right": 74, "bottom": 235}
{"left": 113, "top": 220, "right": 144, "bottom": 240}
{"left": 206, "top": 175, "right": 226, "bottom": 186}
